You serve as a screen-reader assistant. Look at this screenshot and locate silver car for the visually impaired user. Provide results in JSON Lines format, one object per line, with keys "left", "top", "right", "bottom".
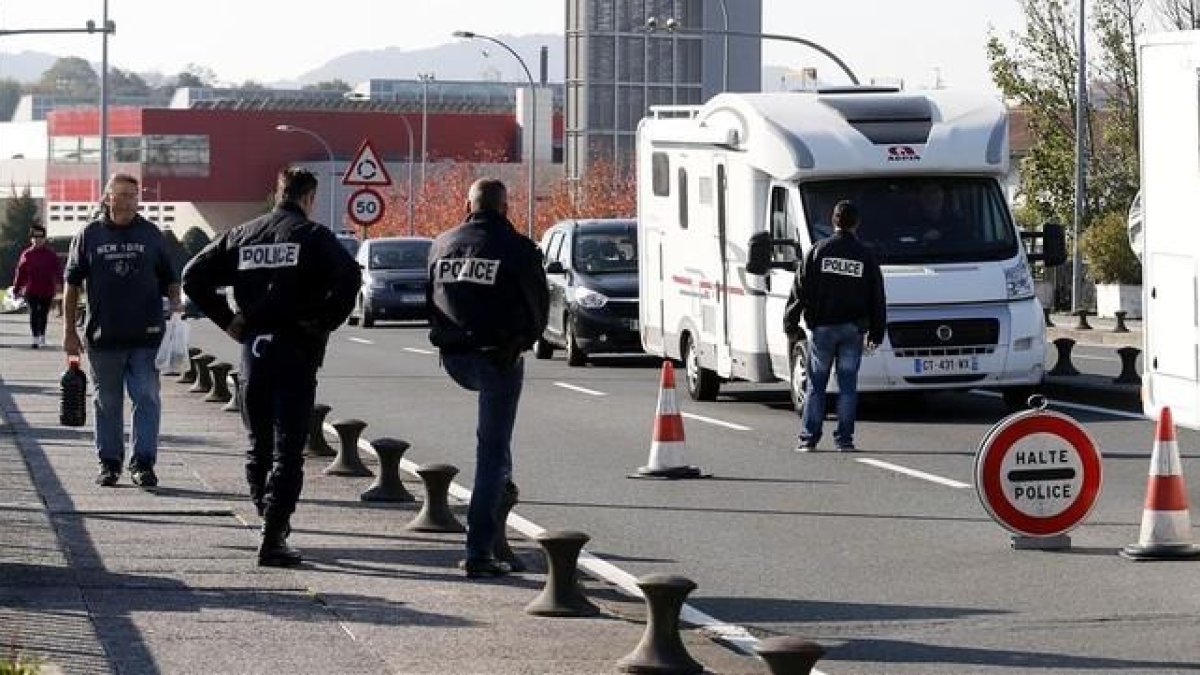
{"left": 348, "top": 236, "right": 433, "bottom": 327}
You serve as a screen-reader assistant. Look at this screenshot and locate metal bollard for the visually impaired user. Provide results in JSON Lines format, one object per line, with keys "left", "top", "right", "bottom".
{"left": 1048, "top": 338, "right": 1080, "bottom": 377}
{"left": 1074, "top": 309, "right": 1093, "bottom": 330}
{"left": 616, "top": 574, "right": 704, "bottom": 674}
{"left": 204, "top": 362, "right": 234, "bottom": 403}
{"left": 222, "top": 371, "right": 241, "bottom": 413}
{"left": 188, "top": 354, "right": 216, "bottom": 394}
{"left": 755, "top": 636, "right": 826, "bottom": 675}
{"left": 406, "top": 463, "right": 466, "bottom": 533}
{"left": 1043, "top": 307, "right": 1055, "bottom": 328}
{"left": 360, "top": 437, "right": 415, "bottom": 502}
{"left": 526, "top": 530, "right": 598, "bottom": 616}
{"left": 304, "top": 404, "right": 336, "bottom": 457}
{"left": 176, "top": 347, "right": 204, "bottom": 384}
{"left": 1114, "top": 346, "right": 1142, "bottom": 385}
{"left": 494, "top": 480, "right": 526, "bottom": 572}
{"left": 324, "top": 419, "right": 374, "bottom": 477}
{"left": 1113, "top": 310, "right": 1130, "bottom": 333}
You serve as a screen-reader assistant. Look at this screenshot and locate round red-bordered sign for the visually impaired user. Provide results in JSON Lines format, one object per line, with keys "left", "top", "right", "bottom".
{"left": 347, "top": 188, "right": 385, "bottom": 227}
{"left": 974, "top": 409, "right": 1102, "bottom": 537}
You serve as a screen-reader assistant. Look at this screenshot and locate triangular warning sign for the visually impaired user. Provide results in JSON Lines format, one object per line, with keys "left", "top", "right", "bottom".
{"left": 341, "top": 140, "right": 393, "bottom": 187}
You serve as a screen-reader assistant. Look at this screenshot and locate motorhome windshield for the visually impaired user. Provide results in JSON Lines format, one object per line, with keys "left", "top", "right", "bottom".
{"left": 799, "top": 178, "right": 1019, "bottom": 265}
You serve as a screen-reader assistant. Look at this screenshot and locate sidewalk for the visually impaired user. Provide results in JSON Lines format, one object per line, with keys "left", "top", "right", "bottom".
{"left": 1039, "top": 312, "right": 1143, "bottom": 411}
{"left": 0, "top": 314, "right": 763, "bottom": 675}
{"left": 1045, "top": 311, "right": 1141, "bottom": 348}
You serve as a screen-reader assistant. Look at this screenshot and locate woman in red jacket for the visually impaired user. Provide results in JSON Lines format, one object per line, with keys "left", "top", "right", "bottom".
{"left": 12, "top": 223, "right": 62, "bottom": 348}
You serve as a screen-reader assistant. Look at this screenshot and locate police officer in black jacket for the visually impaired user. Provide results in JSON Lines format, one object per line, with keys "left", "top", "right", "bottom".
{"left": 428, "top": 178, "right": 549, "bottom": 578}
{"left": 784, "top": 200, "right": 886, "bottom": 453}
{"left": 182, "top": 168, "right": 360, "bottom": 567}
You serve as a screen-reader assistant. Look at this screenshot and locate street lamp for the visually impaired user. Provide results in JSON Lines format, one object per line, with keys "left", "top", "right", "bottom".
{"left": 417, "top": 73, "right": 435, "bottom": 196}
{"left": 650, "top": 18, "right": 861, "bottom": 86}
{"left": 275, "top": 124, "right": 338, "bottom": 230}
{"left": 453, "top": 30, "right": 537, "bottom": 238}
{"left": 1071, "top": 0, "right": 1089, "bottom": 313}
{"left": 715, "top": 0, "right": 729, "bottom": 92}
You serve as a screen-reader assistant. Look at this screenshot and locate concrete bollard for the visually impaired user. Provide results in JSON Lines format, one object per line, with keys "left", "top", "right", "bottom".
{"left": 1113, "top": 310, "right": 1130, "bottom": 333}
{"left": 324, "top": 419, "right": 374, "bottom": 477}
{"left": 406, "top": 463, "right": 466, "bottom": 533}
{"left": 188, "top": 354, "right": 216, "bottom": 394}
{"left": 1042, "top": 307, "right": 1055, "bottom": 328}
{"left": 176, "top": 347, "right": 204, "bottom": 384}
{"left": 1114, "top": 346, "right": 1142, "bottom": 386}
{"left": 304, "top": 404, "right": 336, "bottom": 457}
{"left": 1073, "top": 309, "right": 1093, "bottom": 330}
{"left": 616, "top": 574, "right": 704, "bottom": 674}
{"left": 1047, "top": 338, "right": 1080, "bottom": 377}
{"left": 204, "top": 362, "right": 234, "bottom": 403}
{"left": 222, "top": 371, "right": 241, "bottom": 413}
{"left": 360, "top": 437, "right": 415, "bottom": 502}
{"left": 525, "top": 530, "right": 598, "bottom": 617}
{"left": 755, "top": 636, "right": 826, "bottom": 675}
{"left": 494, "top": 480, "right": 526, "bottom": 572}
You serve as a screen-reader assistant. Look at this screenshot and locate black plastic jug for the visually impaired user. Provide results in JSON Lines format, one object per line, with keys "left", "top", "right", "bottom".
{"left": 59, "top": 356, "right": 87, "bottom": 427}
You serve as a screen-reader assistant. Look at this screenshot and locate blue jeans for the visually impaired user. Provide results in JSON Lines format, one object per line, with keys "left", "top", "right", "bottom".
{"left": 441, "top": 351, "right": 524, "bottom": 562}
{"left": 800, "top": 323, "right": 864, "bottom": 448}
{"left": 88, "top": 346, "right": 161, "bottom": 468}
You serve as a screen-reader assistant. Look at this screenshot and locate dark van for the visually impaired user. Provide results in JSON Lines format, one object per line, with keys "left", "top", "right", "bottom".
{"left": 534, "top": 218, "right": 641, "bottom": 366}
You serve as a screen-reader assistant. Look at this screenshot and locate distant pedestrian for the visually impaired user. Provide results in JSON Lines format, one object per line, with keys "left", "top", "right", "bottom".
{"left": 182, "top": 167, "right": 360, "bottom": 567}
{"left": 63, "top": 173, "right": 182, "bottom": 488}
{"left": 427, "top": 178, "right": 549, "bottom": 578}
{"left": 11, "top": 222, "right": 61, "bottom": 348}
{"left": 783, "top": 200, "right": 886, "bottom": 452}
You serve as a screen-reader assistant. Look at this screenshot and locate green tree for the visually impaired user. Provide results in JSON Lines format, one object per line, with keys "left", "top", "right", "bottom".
{"left": 1155, "top": 0, "right": 1200, "bottom": 27}
{"left": 303, "top": 79, "right": 352, "bottom": 93}
{"left": 0, "top": 79, "right": 23, "bottom": 123}
{"left": 174, "top": 71, "right": 208, "bottom": 89}
{"left": 1, "top": 187, "right": 40, "bottom": 289}
{"left": 35, "top": 56, "right": 98, "bottom": 97}
{"left": 108, "top": 67, "right": 151, "bottom": 97}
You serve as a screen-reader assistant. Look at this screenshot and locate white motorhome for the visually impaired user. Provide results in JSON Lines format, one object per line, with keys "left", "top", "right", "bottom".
{"left": 1139, "top": 31, "right": 1200, "bottom": 427}
{"left": 636, "top": 88, "right": 1065, "bottom": 410}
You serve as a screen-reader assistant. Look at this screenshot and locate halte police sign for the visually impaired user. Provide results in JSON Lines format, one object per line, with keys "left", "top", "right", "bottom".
{"left": 975, "top": 408, "right": 1102, "bottom": 540}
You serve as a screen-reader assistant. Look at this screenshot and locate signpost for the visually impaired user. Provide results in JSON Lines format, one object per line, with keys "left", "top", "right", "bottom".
{"left": 342, "top": 140, "right": 392, "bottom": 239}
{"left": 975, "top": 408, "right": 1103, "bottom": 550}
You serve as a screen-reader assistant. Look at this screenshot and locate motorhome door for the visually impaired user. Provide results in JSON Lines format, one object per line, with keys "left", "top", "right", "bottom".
{"left": 714, "top": 157, "right": 733, "bottom": 373}
{"left": 765, "top": 184, "right": 802, "bottom": 375}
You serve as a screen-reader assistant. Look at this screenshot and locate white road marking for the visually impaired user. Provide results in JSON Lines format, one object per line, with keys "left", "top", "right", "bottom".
{"left": 554, "top": 382, "right": 607, "bottom": 396}
{"left": 970, "top": 389, "right": 1148, "bottom": 421}
{"left": 403, "top": 347, "right": 434, "bottom": 355}
{"left": 348, "top": 337, "right": 373, "bottom": 345}
{"left": 1073, "top": 354, "right": 1116, "bottom": 362}
{"left": 681, "top": 412, "right": 751, "bottom": 432}
{"left": 856, "top": 458, "right": 972, "bottom": 489}
{"left": 335, "top": 426, "right": 783, "bottom": 664}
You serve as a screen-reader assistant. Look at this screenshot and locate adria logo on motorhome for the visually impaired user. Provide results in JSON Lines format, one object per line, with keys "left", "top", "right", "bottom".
{"left": 887, "top": 146, "right": 921, "bottom": 162}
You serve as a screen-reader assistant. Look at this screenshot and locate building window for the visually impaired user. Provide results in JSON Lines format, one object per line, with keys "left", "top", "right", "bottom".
{"left": 677, "top": 167, "right": 689, "bottom": 229}
{"left": 652, "top": 153, "right": 670, "bottom": 196}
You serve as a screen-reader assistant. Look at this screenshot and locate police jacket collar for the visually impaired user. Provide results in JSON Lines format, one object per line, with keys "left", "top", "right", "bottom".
{"left": 465, "top": 208, "right": 515, "bottom": 231}
{"left": 275, "top": 201, "right": 307, "bottom": 218}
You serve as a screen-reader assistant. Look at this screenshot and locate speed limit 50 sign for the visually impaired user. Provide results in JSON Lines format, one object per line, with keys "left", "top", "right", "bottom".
{"left": 347, "top": 188, "right": 385, "bottom": 227}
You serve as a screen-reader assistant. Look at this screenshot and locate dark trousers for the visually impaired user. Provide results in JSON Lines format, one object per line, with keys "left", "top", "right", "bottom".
{"left": 240, "top": 336, "right": 319, "bottom": 526}
{"left": 26, "top": 295, "right": 52, "bottom": 338}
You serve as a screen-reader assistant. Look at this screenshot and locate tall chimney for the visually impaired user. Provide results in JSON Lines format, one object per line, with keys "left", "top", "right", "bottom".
{"left": 540, "top": 45, "right": 548, "bottom": 85}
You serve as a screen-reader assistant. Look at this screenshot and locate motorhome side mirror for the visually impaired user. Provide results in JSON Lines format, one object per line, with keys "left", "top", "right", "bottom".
{"left": 545, "top": 260, "right": 566, "bottom": 274}
{"left": 746, "top": 232, "right": 771, "bottom": 275}
{"left": 1026, "top": 223, "right": 1067, "bottom": 267}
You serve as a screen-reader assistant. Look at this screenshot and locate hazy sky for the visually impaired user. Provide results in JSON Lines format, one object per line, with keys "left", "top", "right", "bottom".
{"left": 0, "top": 0, "right": 1025, "bottom": 92}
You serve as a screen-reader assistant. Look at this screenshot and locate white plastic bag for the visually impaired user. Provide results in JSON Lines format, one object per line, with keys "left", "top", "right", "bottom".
{"left": 156, "top": 316, "right": 190, "bottom": 374}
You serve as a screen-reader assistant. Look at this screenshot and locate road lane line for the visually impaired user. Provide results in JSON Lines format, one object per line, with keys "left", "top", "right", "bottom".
{"left": 681, "top": 412, "right": 751, "bottom": 432}
{"left": 554, "top": 382, "right": 607, "bottom": 396}
{"left": 403, "top": 347, "right": 434, "bottom": 355}
{"left": 348, "top": 337, "right": 374, "bottom": 345}
{"left": 970, "top": 389, "right": 1147, "bottom": 421}
{"left": 336, "top": 426, "right": 784, "bottom": 664}
{"left": 856, "top": 458, "right": 971, "bottom": 489}
{"left": 1073, "top": 354, "right": 1116, "bottom": 362}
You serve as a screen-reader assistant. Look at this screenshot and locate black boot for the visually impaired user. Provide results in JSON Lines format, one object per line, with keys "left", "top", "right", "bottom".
{"left": 257, "top": 519, "right": 302, "bottom": 567}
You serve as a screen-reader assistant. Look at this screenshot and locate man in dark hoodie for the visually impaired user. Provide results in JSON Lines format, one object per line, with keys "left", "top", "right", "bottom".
{"left": 182, "top": 168, "right": 360, "bottom": 567}
{"left": 427, "top": 178, "right": 549, "bottom": 578}
{"left": 64, "top": 173, "right": 181, "bottom": 489}
{"left": 784, "top": 200, "right": 886, "bottom": 453}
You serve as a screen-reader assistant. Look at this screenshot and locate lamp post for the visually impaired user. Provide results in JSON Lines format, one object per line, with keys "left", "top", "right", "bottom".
{"left": 453, "top": 30, "right": 537, "bottom": 238}
{"left": 716, "top": 0, "right": 729, "bottom": 92}
{"left": 1071, "top": 0, "right": 1089, "bottom": 313}
{"left": 651, "top": 18, "right": 861, "bottom": 86}
{"left": 417, "top": 73, "right": 435, "bottom": 197}
{"left": 275, "top": 124, "right": 338, "bottom": 230}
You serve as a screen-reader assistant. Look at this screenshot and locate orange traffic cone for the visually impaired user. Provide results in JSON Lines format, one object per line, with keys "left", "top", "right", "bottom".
{"left": 630, "top": 361, "right": 706, "bottom": 479}
{"left": 1121, "top": 406, "right": 1200, "bottom": 560}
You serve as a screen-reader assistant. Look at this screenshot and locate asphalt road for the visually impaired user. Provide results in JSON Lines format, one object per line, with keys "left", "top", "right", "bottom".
{"left": 187, "top": 319, "right": 1199, "bottom": 674}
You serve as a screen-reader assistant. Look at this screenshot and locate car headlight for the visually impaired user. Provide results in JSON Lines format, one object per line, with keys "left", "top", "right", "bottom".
{"left": 1004, "top": 262, "right": 1035, "bottom": 300}
{"left": 572, "top": 287, "right": 609, "bottom": 309}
